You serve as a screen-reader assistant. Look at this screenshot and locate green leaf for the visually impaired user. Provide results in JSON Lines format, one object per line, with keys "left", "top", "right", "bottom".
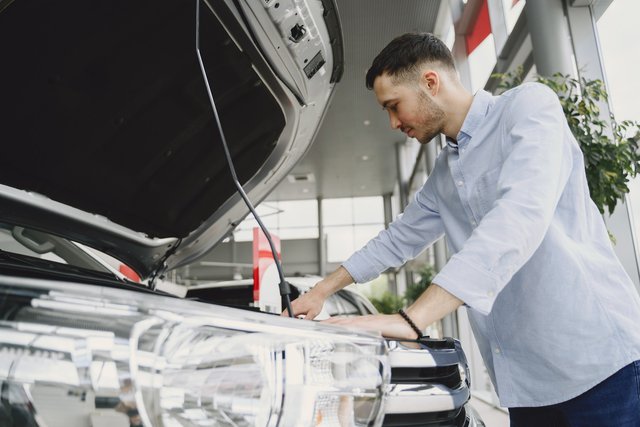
{"left": 369, "top": 291, "right": 405, "bottom": 314}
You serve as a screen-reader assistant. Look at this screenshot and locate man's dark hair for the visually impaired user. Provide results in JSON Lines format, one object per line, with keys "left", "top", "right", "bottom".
{"left": 365, "top": 32, "right": 456, "bottom": 89}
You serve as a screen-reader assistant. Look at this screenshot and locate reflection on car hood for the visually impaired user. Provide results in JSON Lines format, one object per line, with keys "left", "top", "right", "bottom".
{"left": 0, "top": 0, "right": 342, "bottom": 280}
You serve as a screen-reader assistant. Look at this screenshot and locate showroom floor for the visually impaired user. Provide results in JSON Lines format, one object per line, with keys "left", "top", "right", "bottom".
{"left": 470, "top": 397, "right": 510, "bottom": 427}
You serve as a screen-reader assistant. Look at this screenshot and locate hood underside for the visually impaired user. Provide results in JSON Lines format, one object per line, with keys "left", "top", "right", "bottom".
{"left": 1, "top": 0, "right": 284, "bottom": 238}
{"left": 0, "top": 0, "right": 341, "bottom": 279}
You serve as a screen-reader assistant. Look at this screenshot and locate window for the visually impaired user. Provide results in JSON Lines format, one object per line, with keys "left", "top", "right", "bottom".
{"left": 597, "top": 0, "right": 640, "bottom": 275}
{"left": 231, "top": 197, "right": 386, "bottom": 263}
{"left": 233, "top": 200, "right": 318, "bottom": 242}
{"left": 323, "top": 197, "right": 385, "bottom": 263}
{"left": 502, "top": 0, "right": 525, "bottom": 34}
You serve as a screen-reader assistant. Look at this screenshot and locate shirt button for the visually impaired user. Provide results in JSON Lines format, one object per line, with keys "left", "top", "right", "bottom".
{"left": 494, "top": 348, "right": 501, "bottom": 354}
{"left": 461, "top": 147, "right": 466, "bottom": 153}
{"left": 457, "top": 180, "right": 464, "bottom": 187}
{"left": 471, "top": 220, "right": 477, "bottom": 226}
{"left": 487, "top": 291, "right": 494, "bottom": 297}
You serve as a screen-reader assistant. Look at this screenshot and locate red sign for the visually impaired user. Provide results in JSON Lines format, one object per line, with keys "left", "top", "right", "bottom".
{"left": 465, "top": 0, "right": 491, "bottom": 55}
{"left": 252, "top": 227, "right": 282, "bottom": 313}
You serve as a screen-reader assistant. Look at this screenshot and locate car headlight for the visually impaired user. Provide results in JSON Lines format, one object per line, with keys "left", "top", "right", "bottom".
{"left": 0, "top": 278, "right": 389, "bottom": 427}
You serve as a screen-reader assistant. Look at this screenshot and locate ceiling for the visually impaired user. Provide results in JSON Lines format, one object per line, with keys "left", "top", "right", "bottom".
{"left": 269, "top": 0, "right": 442, "bottom": 201}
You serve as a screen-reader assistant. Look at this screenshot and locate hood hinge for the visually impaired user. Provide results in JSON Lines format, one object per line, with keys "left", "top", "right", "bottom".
{"left": 149, "top": 238, "right": 182, "bottom": 290}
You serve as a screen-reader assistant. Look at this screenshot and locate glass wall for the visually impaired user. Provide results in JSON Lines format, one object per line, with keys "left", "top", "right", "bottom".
{"left": 502, "top": 0, "right": 525, "bottom": 33}
{"left": 597, "top": 0, "right": 640, "bottom": 273}
{"left": 231, "top": 196, "right": 386, "bottom": 265}
{"left": 323, "top": 197, "right": 385, "bottom": 262}
{"left": 233, "top": 199, "right": 318, "bottom": 242}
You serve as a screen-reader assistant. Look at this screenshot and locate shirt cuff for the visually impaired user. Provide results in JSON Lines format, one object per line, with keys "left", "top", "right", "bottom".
{"left": 433, "top": 255, "right": 502, "bottom": 315}
{"left": 342, "top": 252, "right": 381, "bottom": 284}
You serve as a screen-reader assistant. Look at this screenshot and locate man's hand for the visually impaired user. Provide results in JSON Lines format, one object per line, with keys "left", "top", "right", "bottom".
{"left": 282, "top": 285, "right": 327, "bottom": 319}
{"left": 323, "top": 314, "right": 419, "bottom": 340}
{"left": 282, "top": 266, "right": 355, "bottom": 320}
{"left": 322, "top": 284, "right": 464, "bottom": 339}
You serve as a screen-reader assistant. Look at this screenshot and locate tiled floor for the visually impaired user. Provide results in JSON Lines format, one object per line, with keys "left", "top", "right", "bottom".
{"left": 470, "top": 396, "right": 510, "bottom": 427}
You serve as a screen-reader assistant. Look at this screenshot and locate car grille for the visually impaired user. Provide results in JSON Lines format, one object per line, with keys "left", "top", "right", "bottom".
{"left": 391, "top": 365, "right": 462, "bottom": 389}
{"left": 382, "top": 406, "right": 467, "bottom": 427}
{"left": 382, "top": 337, "right": 471, "bottom": 427}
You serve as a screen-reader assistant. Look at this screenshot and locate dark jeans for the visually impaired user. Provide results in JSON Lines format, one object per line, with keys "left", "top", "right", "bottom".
{"left": 509, "top": 360, "right": 640, "bottom": 427}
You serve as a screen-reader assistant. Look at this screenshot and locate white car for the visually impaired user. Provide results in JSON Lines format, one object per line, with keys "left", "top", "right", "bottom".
{"left": 0, "top": 0, "right": 483, "bottom": 425}
{"left": 181, "top": 276, "right": 378, "bottom": 319}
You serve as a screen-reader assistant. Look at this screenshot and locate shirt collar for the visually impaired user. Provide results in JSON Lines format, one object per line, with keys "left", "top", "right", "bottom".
{"left": 453, "top": 90, "right": 493, "bottom": 147}
{"left": 445, "top": 136, "right": 458, "bottom": 150}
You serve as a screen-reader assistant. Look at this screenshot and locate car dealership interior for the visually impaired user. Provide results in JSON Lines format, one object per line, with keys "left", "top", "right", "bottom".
{"left": 168, "top": 0, "right": 640, "bottom": 422}
{"left": 1, "top": 0, "right": 638, "bottom": 426}
{"left": 170, "top": 0, "right": 640, "bottom": 425}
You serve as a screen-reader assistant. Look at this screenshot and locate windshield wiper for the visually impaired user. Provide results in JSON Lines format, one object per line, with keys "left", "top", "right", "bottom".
{"left": 0, "top": 249, "right": 180, "bottom": 296}
{"left": 0, "top": 249, "right": 124, "bottom": 286}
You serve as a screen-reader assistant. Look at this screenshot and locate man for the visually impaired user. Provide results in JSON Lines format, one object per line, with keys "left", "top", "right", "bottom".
{"left": 285, "top": 33, "right": 640, "bottom": 426}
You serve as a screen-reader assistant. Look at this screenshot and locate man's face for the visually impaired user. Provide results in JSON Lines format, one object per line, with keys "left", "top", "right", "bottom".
{"left": 373, "top": 73, "right": 445, "bottom": 144}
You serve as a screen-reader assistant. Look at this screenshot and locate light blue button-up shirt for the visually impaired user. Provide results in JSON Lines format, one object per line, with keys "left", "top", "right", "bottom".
{"left": 343, "top": 82, "right": 640, "bottom": 407}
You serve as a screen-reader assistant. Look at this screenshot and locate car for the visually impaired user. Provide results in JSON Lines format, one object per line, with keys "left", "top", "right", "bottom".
{"left": 182, "top": 277, "right": 486, "bottom": 426}
{"left": 179, "top": 276, "right": 377, "bottom": 319}
{"left": 0, "top": 0, "right": 483, "bottom": 426}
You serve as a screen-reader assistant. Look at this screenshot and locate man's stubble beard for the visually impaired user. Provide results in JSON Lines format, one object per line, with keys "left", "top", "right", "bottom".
{"left": 416, "top": 91, "right": 445, "bottom": 144}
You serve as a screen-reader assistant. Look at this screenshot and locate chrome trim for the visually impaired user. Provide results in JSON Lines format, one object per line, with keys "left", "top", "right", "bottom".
{"left": 465, "top": 403, "right": 487, "bottom": 427}
{"left": 384, "top": 383, "right": 470, "bottom": 414}
{"left": 387, "top": 339, "right": 461, "bottom": 368}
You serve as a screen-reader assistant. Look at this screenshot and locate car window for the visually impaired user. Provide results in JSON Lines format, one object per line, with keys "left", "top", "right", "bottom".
{"left": 0, "top": 228, "right": 66, "bottom": 263}
{"left": 323, "top": 290, "right": 375, "bottom": 317}
{"left": 0, "top": 223, "right": 113, "bottom": 274}
{"left": 335, "top": 292, "right": 361, "bottom": 316}
{"left": 323, "top": 294, "right": 343, "bottom": 316}
{"left": 352, "top": 293, "right": 376, "bottom": 315}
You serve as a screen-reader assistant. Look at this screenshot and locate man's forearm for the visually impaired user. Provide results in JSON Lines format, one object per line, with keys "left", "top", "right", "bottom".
{"left": 405, "top": 283, "right": 464, "bottom": 330}
{"left": 314, "top": 266, "right": 354, "bottom": 298}
{"left": 322, "top": 282, "right": 465, "bottom": 341}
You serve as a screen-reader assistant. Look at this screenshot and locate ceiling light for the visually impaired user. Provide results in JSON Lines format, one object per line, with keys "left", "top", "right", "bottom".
{"left": 286, "top": 173, "right": 315, "bottom": 183}
{"left": 302, "top": 188, "right": 309, "bottom": 193}
{"left": 361, "top": 155, "right": 369, "bottom": 161}
{"left": 363, "top": 120, "right": 371, "bottom": 126}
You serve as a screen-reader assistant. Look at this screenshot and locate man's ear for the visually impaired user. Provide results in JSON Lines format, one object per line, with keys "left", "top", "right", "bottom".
{"left": 421, "top": 69, "right": 439, "bottom": 96}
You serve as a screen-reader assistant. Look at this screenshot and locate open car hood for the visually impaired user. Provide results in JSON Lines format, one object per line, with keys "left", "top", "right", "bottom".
{"left": 0, "top": 0, "right": 342, "bottom": 280}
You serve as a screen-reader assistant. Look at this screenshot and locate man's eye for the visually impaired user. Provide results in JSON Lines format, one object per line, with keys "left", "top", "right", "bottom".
{"left": 383, "top": 104, "right": 397, "bottom": 113}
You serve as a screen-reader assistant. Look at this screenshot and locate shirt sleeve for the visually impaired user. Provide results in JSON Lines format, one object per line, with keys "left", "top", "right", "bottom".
{"left": 342, "top": 177, "right": 445, "bottom": 283}
{"left": 433, "top": 83, "right": 573, "bottom": 315}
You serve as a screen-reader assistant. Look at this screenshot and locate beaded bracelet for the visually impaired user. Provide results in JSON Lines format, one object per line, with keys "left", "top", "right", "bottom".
{"left": 398, "top": 309, "right": 423, "bottom": 339}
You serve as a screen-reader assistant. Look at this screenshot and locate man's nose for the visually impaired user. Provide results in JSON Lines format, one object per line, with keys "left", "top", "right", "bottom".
{"left": 389, "top": 113, "right": 401, "bottom": 130}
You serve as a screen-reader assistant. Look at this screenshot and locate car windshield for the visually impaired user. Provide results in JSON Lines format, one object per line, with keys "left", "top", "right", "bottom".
{"left": 0, "top": 222, "right": 119, "bottom": 276}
